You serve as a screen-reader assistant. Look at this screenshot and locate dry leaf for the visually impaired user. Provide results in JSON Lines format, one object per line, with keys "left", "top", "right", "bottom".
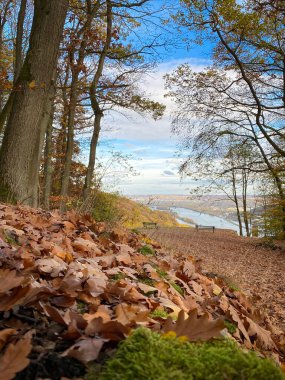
{"left": 115, "top": 303, "right": 150, "bottom": 326}
{"left": 228, "top": 306, "right": 251, "bottom": 346}
{"left": 246, "top": 317, "right": 277, "bottom": 350}
{"left": 163, "top": 309, "right": 225, "bottom": 341}
{"left": 0, "top": 330, "right": 33, "bottom": 380}
{"left": 0, "top": 269, "right": 26, "bottom": 294}
{"left": 62, "top": 338, "right": 105, "bottom": 364}
{"left": 0, "top": 329, "right": 17, "bottom": 351}
{"left": 36, "top": 257, "right": 67, "bottom": 277}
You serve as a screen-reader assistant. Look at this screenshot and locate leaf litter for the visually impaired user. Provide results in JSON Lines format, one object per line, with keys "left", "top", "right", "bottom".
{"left": 0, "top": 203, "right": 284, "bottom": 379}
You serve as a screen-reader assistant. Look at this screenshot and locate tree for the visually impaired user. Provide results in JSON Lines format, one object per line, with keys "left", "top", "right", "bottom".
{"left": 0, "top": 0, "right": 69, "bottom": 205}
{"left": 166, "top": 0, "right": 285, "bottom": 231}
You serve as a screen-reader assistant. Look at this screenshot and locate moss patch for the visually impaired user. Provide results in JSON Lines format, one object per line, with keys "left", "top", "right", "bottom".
{"left": 139, "top": 245, "right": 155, "bottom": 256}
{"left": 96, "top": 328, "right": 284, "bottom": 380}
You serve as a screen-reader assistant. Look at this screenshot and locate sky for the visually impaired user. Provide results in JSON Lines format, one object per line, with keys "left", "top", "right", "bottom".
{"left": 90, "top": 2, "right": 214, "bottom": 196}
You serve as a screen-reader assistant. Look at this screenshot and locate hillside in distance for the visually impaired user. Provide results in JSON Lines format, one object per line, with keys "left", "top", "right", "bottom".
{"left": 132, "top": 194, "right": 259, "bottom": 222}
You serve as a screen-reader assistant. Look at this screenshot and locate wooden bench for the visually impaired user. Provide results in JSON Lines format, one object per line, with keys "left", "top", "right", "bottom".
{"left": 143, "top": 222, "right": 158, "bottom": 229}
{"left": 195, "top": 224, "right": 215, "bottom": 232}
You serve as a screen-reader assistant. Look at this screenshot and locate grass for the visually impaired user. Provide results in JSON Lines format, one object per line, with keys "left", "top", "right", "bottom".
{"left": 94, "top": 328, "right": 285, "bottom": 380}
{"left": 110, "top": 273, "right": 126, "bottom": 281}
{"left": 139, "top": 245, "right": 155, "bottom": 256}
{"left": 170, "top": 281, "right": 184, "bottom": 296}
{"left": 224, "top": 320, "right": 237, "bottom": 334}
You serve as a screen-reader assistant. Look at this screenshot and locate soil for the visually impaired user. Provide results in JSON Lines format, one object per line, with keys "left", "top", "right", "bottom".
{"left": 144, "top": 227, "right": 285, "bottom": 332}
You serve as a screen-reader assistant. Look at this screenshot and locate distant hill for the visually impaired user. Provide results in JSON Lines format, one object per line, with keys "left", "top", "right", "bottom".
{"left": 117, "top": 195, "right": 180, "bottom": 228}
{"left": 91, "top": 191, "right": 180, "bottom": 228}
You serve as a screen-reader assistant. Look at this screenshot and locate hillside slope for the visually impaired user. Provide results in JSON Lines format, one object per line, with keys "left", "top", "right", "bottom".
{"left": 0, "top": 204, "right": 283, "bottom": 379}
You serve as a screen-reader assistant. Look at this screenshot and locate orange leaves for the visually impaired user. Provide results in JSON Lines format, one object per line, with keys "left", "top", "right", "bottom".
{"left": 0, "top": 269, "right": 26, "bottom": 293}
{"left": 0, "top": 202, "right": 282, "bottom": 375}
{"left": 0, "top": 330, "right": 33, "bottom": 380}
{"left": 162, "top": 310, "right": 225, "bottom": 341}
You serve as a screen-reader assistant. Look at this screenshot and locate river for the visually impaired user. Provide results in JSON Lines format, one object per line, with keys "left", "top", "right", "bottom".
{"left": 169, "top": 207, "right": 243, "bottom": 234}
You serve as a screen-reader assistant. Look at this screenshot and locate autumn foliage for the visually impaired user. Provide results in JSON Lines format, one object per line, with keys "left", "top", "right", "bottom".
{"left": 0, "top": 203, "right": 284, "bottom": 378}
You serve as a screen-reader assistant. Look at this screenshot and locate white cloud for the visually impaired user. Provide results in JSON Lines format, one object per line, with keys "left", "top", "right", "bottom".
{"left": 98, "top": 57, "right": 209, "bottom": 195}
{"left": 101, "top": 57, "right": 209, "bottom": 142}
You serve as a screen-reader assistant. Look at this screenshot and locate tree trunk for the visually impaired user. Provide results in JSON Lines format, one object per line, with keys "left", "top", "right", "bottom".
{"left": 59, "top": 2, "right": 100, "bottom": 212}
{"left": 83, "top": 111, "right": 103, "bottom": 200}
{"left": 0, "top": 0, "right": 68, "bottom": 204}
{"left": 231, "top": 170, "right": 243, "bottom": 236}
{"left": 82, "top": 0, "right": 112, "bottom": 202}
{"left": 14, "top": 0, "right": 27, "bottom": 81}
{"left": 60, "top": 77, "right": 78, "bottom": 212}
{"left": 32, "top": 71, "right": 57, "bottom": 207}
{"left": 43, "top": 112, "right": 54, "bottom": 210}
{"left": 242, "top": 170, "right": 250, "bottom": 237}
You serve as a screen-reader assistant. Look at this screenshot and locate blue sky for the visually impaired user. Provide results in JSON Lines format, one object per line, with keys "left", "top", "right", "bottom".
{"left": 95, "top": 2, "right": 213, "bottom": 195}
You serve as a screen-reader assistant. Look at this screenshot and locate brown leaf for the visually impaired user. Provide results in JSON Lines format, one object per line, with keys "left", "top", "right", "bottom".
{"left": 115, "top": 303, "right": 150, "bottom": 326}
{"left": 73, "top": 238, "right": 102, "bottom": 256}
{"left": 162, "top": 309, "right": 225, "bottom": 341}
{"left": 182, "top": 260, "right": 196, "bottom": 279}
{"left": 0, "top": 269, "right": 26, "bottom": 294}
{"left": 36, "top": 257, "right": 68, "bottom": 277}
{"left": 0, "top": 286, "right": 31, "bottom": 311}
{"left": 85, "top": 277, "right": 107, "bottom": 297}
{"left": 246, "top": 317, "right": 277, "bottom": 350}
{"left": 62, "top": 338, "right": 105, "bottom": 364}
{"left": 228, "top": 305, "right": 251, "bottom": 346}
{"left": 0, "top": 329, "right": 17, "bottom": 351}
{"left": 0, "top": 330, "right": 33, "bottom": 380}
{"left": 157, "top": 297, "right": 182, "bottom": 318}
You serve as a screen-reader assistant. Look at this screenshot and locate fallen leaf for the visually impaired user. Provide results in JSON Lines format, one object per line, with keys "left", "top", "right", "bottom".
{"left": 162, "top": 309, "right": 225, "bottom": 341}
{"left": 0, "top": 269, "right": 26, "bottom": 294}
{"left": 0, "top": 330, "right": 33, "bottom": 380}
{"left": 73, "top": 238, "right": 102, "bottom": 256}
{"left": 62, "top": 338, "right": 105, "bottom": 364}
{"left": 246, "top": 317, "right": 277, "bottom": 350}
{"left": 115, "top": 303, "right": 150, "bottom": 326}
{"left": 36, "top": 257, "right": 67, "bottom": 277}
{"left": 228, "top": 306, "right": 251, "bottom": 346}
{"left": 0, "top": 329, "right": 17, "bottom": 351}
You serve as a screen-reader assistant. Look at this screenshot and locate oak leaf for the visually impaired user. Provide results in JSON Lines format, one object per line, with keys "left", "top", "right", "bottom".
{"left": 62, "top": 338, "right": 105, "bottom": 364}
{"left": 0, "top": 329, "right": 17, "bottom": 351}
{"left": 0, "top": 330, "right": 33, "bottom": 380}
{"left": 0, "top": 269, "right": 26, "bottom": 294}
{"left": 246, "top": 317, "right": 277, "bottom": 350}
{"left": 162, "top": 309, "right": 225, "bottom": 341}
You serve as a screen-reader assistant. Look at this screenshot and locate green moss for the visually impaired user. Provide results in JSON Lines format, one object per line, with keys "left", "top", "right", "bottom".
{"left": 151, "top": 264, "right": 168, "bottom": 279}
{"left": 138, "top": 276, "right": 155, "bottom": 286}
{"left": 111, "top": 273, "right": 126, "bottom": 281}
{"left": 139, "top": 245, "right": 155, "bottom": 256}
{"left": 96, "top": 328, "right": 285, "bottom": 380}
{"left": 170, "top": 281, "right": 184, "bottom": 296}
{"left": 150, "top": 309, "right": 169, "bottom": 319}
{"left": 131, "top": 228, "right": 140, "bottom": 235}
{"left": 77, "top": 301, "right": 87, "bottom": 314}
{"left": 225, "top": 320, "right": 237, "bottom": 334}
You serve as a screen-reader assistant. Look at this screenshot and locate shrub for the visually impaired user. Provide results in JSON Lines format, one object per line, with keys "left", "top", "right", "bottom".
{"left": 97, "top": 328, "right": 285, "bottom": 380}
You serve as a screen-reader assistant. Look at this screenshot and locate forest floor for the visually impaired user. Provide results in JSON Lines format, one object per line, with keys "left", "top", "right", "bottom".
{"left": 143, "top": 227, "right": 285, "bottom": 332}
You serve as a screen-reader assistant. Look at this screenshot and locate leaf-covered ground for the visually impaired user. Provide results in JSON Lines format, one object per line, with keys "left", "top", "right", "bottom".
{"left": 0, "top": 204, "right": 284, "bottom": 379}
{"left": 145, "top": 227, "right": 285, "bottom": 333}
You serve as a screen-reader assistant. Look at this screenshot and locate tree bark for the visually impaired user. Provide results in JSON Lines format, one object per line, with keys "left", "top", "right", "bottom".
{"left": 59, "top": 1, "right": 101, "bottom": 212}
{"left": 0, "top": 0, "right": 68, "bottom": 204}
{"left": 14, "top": 0, "right": 27, "bottom": 81}
{"left": 43, "top": 110, "right": 54, "bottom": 210}
{"left": 83, "top": 0, "right": 112, "bottom": 201}
{"left": 83, "top": 111, "right": 103, "bottom": 200}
